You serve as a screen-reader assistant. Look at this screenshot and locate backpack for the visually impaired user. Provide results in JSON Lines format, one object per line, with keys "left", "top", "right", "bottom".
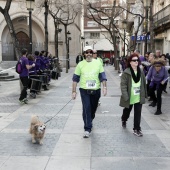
{"left": 16, "top": 59, "right": 23, "bottom": 74}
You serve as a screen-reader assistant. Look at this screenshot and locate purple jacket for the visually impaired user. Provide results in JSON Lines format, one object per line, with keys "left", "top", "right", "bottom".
{"left": 139, "top": 55, "right": 146, "bottom": 62}
{"left": 19, "top": 56, "right": 29, "bottom": 77}
{"left": 147, "top": 66, "right": 168, "bottom": 82}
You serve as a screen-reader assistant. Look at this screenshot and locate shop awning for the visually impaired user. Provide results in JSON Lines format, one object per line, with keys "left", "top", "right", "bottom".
{"left": 93, "top": 39, "right": 114, "bottom": 51}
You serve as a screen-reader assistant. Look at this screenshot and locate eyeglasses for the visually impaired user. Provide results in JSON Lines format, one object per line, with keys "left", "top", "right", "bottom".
{"left": 131, "top": 59, "right": 139, "bottom": 62}
{"left": 85, "top": 51, "right": 93, "bottom": 54}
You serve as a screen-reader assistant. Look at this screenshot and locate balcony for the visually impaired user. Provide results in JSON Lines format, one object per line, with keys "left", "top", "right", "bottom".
{"left": 153, "top": 4, "right": 170, "bottom": 34}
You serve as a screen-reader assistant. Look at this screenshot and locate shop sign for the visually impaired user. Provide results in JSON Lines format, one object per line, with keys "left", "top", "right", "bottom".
{"left": 131, "top": 35, "right": 150, "bottom": 41}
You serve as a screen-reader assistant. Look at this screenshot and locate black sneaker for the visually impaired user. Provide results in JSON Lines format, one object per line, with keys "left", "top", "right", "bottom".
{"left": 122, "top": 121, "right": 126, "bottom": 128}
{"left": 30, "top": 93, "right": 36, "bottom": 98}
{"left": 154, "top": 110, "right": 162, "bottom": 115}
{"left": 133, "top": 130, "right": 143, "bottom": 137}
{"left": 23, "top": 98, "right": 28, "bottom": 104}
{"left": 19, "top": 100, "right": 25, "bottom": 104}
{"left": 163, "top": 90, "right": 167, "bottom": 93}
{"left": 149, "top": 101, "right": 157, "bottom": 107}
{"left": 137, "top": 130, "right": 143, "bottom": 136}
{"left": 148, "top": 98, "right": 153, "bottom": 101}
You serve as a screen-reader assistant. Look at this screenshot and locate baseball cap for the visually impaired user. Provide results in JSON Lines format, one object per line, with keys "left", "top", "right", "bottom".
{"left": 83, "top": 46, "right": 93, "bottom": 52}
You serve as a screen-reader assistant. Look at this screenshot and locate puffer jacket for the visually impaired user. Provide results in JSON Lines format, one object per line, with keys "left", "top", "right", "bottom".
{"left": 119, "top": 67, "right": 147, "bottom": 108}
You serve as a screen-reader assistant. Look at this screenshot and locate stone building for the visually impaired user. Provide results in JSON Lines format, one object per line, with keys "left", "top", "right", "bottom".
{"left": 0, "top": 0, "right": 83, "bottom": 67}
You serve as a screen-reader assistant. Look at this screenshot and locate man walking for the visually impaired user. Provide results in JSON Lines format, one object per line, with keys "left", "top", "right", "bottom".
{"left": 72, "top": 46, "right": 107, "bottom": 138}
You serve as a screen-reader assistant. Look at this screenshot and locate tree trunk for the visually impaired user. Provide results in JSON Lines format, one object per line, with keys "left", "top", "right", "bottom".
{"left": 44, "top": 0, "right": 48, "bottom": 52}
{"left": 4, "top": 11, "right": 20, "bottom": 60}
{"left": 64, "top": 25, "right": 69, "bottom": 73}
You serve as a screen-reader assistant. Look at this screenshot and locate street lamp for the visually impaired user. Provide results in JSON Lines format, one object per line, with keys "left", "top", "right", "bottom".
{"left": 122, "top": 20, "right": 127, "bottom": 57}
{"left": 143, "top": 0, "right": 151, "bottom": 54}
{"left": 26, "top": 0, "right": 35, "bottom": 54}
{"left": 67, "top": 31, "right": 71, "bottom": 70}
{"left": 54, "top": 18, "right": 62, "bottom": 58}
{"left": 81, "top": 36, "right": 85, "bottom": 54}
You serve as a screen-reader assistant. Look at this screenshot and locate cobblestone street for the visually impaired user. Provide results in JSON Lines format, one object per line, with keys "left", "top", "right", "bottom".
{"left": 0, "top": 66, "right": 170, "bottom": 170}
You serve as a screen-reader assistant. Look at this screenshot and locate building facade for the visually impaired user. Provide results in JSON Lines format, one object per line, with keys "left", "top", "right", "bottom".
{"left": 153, "top": 0, "right": 170, "bottom": 54}
{"left": 0, "top": 0, "right": 83, "bottom": 67}
{"left": 83, "top": 0, "right": 124, "bottom": 59}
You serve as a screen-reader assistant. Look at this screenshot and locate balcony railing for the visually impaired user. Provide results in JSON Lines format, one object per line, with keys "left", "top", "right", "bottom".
{"left": 153, "top": 4, "right": 170, "bottom": 27}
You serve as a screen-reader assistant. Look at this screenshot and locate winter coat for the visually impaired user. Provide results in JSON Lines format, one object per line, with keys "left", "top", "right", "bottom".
{"left": 119, "top": 67, "right": 147, "bottom": 108}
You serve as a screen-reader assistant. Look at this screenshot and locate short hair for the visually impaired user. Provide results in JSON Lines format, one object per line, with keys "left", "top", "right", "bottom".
{"left": 34, "top": 51, "right": 39, "bottom": 56}
{"left": 27, "top": 54, "right": 34, "bottom": 61}
{"left": 152, "top": 58, "right": 166, "bottom": 66}
{"left": 127, "top": 53, "right": 140, "bottom": 68}
{"left": 21, "top": 48, "right": 27, "bottom": 55}
{"left": 134, "top": 49, "right": 140, "bottom": 54}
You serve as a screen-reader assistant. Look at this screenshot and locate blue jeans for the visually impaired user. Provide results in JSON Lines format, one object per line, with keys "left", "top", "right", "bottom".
{"left": 79, "top": 88, "right": 101, "bottom": 132}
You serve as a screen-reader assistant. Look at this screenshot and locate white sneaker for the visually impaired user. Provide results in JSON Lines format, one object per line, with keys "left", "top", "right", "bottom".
{"left": 83, "top": 131, "right": 90, "bottom": 138}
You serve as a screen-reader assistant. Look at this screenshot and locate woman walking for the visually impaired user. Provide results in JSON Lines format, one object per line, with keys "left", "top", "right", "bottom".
{"left": 147, "top": 58, "right": 169, "bottom": 115}
{"left": 120, "top": 53, "right": 147, "bottom": 137}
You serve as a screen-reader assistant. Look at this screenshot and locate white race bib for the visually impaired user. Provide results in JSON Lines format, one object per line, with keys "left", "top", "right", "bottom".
{"left": 86, "top": 80, "right": 96, "bottom": 89}
{"left": 133, "top": 87, "right": 140, "bottom": 95}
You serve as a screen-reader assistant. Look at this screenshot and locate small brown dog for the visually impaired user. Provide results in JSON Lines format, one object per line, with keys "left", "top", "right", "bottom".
{"left": 29, "top": 115, "right": 46, "bottom": 145}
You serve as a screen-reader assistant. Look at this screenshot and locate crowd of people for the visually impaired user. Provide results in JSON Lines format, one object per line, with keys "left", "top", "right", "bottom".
{"left": 18, "top": 48, "right": 61, "bottom": 104}
{"left": 73, "top": 47, "right": 170, "bottom": 138}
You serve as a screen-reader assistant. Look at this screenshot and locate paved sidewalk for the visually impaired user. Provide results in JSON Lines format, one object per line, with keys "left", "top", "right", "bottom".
{"left": 0, "top": 66, "right": 170, "bottom": 170}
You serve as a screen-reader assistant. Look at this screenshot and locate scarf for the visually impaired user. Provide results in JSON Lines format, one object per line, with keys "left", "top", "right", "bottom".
{"left": 130, "top": 66, "right": 141, "bottom": 83}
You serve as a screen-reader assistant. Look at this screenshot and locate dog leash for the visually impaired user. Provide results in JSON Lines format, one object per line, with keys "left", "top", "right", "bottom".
{"left": 44, "top": 98, "right": 73, "bottom": 124}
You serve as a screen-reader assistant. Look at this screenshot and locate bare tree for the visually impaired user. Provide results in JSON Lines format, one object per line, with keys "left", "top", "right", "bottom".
{"left": 84, "top": 0, "right": 145, "bottom": 63}
{"left": 84, "top": 0, "right": 125, "bottom": 69}
{"left": 48, "top": 0, "right": 82, "bottom": 73}
{"left": 0, "top": 0, "right": 20, "bottom": 60}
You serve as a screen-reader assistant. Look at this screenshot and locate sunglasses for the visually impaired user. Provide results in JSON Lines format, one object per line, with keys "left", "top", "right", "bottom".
{"left": 131, "top": 59, "right": 139, "bottom": 62}
{"left": 85, "top": 51, "right": 93, "bottom": 54}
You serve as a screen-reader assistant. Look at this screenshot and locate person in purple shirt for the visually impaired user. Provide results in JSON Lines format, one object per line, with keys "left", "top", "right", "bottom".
{"left": 19, "top": 49, "right": 35, "bottom": 104}
{"left": 28, "top": 54, "right": 37, "bottom": 98}
{"left": 147, "top": 58, "right": 168, "bottom": 115}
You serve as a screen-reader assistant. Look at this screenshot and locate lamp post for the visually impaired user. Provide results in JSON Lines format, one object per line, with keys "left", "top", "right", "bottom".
{"left": 44, "top": 0, "right": 49, "bottom": 52}
{"left": 144, "top": 0, "right": 150, "bottom": 54}
{"left": 54, "top": 18, "right": 62, "bottom": 58}
{"left": 122, "top": 20, "right": 127, "bottom": 57}
{"left": 67, "top": 31, "right": 71, "bottom": 70}
{"left": 81, "top": 36, "right": 85, "bottom": 54}
{"left": 26, "top": 0, "right": 35, "bottom": 54}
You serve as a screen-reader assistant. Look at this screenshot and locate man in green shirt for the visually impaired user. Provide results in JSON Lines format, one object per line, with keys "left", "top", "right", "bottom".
{"left": 72, "top": 46, "right": 107, "bottom": 138}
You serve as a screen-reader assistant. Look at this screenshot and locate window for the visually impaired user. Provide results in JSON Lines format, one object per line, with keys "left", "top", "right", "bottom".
{"left": 101, "top": 18, "right": 109, "bottom": 25}
{"left": 88, "top": 9, "right": 98, "bottom": 15}
{"left": 87, "top": 21, "right": 98, "bottom": 27}
{"left": 90, "top": 33, "right": 100, "bottom": 39}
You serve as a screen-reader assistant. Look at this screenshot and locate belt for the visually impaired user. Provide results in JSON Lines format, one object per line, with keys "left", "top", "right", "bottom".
{"left": 80, "top": 88, "right": 100, "bottom": 94}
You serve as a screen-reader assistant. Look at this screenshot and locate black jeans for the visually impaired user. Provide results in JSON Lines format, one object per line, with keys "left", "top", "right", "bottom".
{"left": 121, "top": 102, "right": 142, "bottom": 131}
{"left": 149, "top": 84, "right": 164, "bottom": 110}
{"left": 79, "top": 88, "right": 101, "bottom": 132}
{"left": 19, "top": 76, "right": 29, "bottom": 100}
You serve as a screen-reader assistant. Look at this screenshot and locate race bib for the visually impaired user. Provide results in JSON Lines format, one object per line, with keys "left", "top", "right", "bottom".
{"left": 133, "top": 87, "right": 140, "bottom": 95}
{"left": 86, "top": 80, "right": 96, "bottom": 89}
